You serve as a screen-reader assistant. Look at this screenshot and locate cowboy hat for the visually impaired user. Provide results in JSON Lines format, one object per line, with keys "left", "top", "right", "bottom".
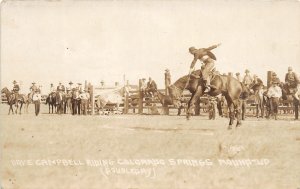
{"left": 69, "top": 81, "right": 73, "bottom": 85}
{"left": 165, "top": 68, "right": 170, "bottom": 71}
{"left": 288, "top": 67, "right": 293, "bottom": 71}
{"left": 32, "top": 82, "right": 36, "bottom": 84}
{"left": 13, "top": 80, "right": 17, "bottom": 84}
{"left": 245, "top": 69, "right": 250, "bottom": 73}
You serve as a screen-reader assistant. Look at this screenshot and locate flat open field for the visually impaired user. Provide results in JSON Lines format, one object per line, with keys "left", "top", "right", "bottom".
{"left": 0, "top": 104, "right": 299, "bottom": 189}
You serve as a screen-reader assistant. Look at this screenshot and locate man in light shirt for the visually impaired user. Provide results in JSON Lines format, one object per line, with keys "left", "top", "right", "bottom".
{"left": 267, "top": 78, "right": 282, "bottom": 120}
{"left": 293, "top": 84, "right": 300, "bottom": 120}
{"left": 79, "top": 89, "right": 90, "bottom": 115}
{"left": 32, "top": 90, "right": 42, "bottom": 116}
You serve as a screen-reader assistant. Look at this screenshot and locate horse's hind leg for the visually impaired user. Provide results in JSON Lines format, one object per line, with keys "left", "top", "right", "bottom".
{"left": 233, "top": 99, "right": 242, "bottom": 127}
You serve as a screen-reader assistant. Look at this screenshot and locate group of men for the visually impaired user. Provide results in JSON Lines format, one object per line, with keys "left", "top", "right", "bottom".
{"left": 49, "top": 81, "right": 91, "bottom": 115}
{"left": 9, "top": 81, "right": 91, "bottom": 116}
{"left": 140, "top": 77, "right": 158, "bottom": 97}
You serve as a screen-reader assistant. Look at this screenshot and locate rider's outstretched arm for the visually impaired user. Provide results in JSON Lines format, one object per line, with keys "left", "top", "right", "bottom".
{"left": 206, "top": 43, "right": 221, "bottom": 51}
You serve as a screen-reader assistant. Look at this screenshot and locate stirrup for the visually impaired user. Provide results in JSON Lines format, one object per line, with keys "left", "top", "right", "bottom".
{"left": 204, "top": 86, "right": 211, "bottom": 93}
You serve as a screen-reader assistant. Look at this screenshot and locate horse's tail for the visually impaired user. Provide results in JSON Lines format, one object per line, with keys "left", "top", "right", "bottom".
{"left": 240, "top": 83, "right": 249, "bottom": 100}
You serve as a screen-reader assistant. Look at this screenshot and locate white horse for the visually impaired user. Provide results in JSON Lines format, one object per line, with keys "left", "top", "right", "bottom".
{"left": 95, "top": 87, "right": 124, "bottom": 115}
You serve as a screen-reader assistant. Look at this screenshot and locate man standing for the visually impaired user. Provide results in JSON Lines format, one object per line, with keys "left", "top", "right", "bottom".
{"left": 32, "top": 89, "right": 42, "bottom": 116}
{"left": 293, "top": 84, "right": 300, "bottom": 120}
{"left": 285, "top": 67, "right": 299, "bottom": 89}
{"left": 67, "top": 81, "right": 74, "bottom": 91}
{"left": 267, "top": 78, "right": 282, "bottom": 120}
{"left": 243, "top": 69, "right": 253, "bottom": 87}
{"left": 189, "top": 43, "right": 221, "bottom": 93}
{"left": 79, "top": 89, "right": 90, "bottom": 115}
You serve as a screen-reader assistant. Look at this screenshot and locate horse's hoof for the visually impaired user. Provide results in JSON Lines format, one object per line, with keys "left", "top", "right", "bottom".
{"left": 236, "top": 122, "right": 242, "bottom": 127}
{"left": 228, "top": 126, "right": 232, "bottom": 130}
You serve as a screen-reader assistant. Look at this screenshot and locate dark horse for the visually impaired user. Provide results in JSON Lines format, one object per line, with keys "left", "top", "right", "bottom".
{"left": 168, "top": 70, "right": 248, "bottom": 129}
{"left": 153, "top": 89, "right": 185, "bottom": 115}
{"left": 46, "top": 93, "right": 57, "bottom": 113}
{"left": 55, "top": 92, "right": 65, "bottom": 114}
{"left": 1, "top": 87, "right": 24, "bottom": 115}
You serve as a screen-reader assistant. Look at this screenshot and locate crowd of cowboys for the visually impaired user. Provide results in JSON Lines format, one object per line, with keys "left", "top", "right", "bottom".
{"left": 9, "top": 81, "right": 91, "bottom": 116}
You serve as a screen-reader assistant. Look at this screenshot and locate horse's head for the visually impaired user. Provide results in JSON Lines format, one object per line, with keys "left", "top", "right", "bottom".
{"left": 1, "top": 87, "right": 9, "bottom": 94}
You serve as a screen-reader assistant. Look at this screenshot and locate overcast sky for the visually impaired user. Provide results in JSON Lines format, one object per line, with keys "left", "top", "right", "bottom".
{"left": 1, "top": 0, "right": 300, "bottom": 93}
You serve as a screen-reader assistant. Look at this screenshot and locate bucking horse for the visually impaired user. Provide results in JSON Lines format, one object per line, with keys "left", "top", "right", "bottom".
{"left": 168, "top": 69, "right": 248, "bottom": 129}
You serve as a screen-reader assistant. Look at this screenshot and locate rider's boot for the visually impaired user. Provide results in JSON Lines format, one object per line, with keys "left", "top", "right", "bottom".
{"left": 204, "top": 80, "right": 211, "bottom": 93}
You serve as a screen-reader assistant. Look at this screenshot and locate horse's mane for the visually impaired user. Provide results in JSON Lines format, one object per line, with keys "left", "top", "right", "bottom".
{"left": 173, "top": 69, "right": 202, "bottom": 88}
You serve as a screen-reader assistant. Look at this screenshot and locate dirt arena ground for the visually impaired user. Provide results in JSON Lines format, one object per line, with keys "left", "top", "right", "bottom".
{"left": 0, "top": 104, "right": 299, "bottom": 189}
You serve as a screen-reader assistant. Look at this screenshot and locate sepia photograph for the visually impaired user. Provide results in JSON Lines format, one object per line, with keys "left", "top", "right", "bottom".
{"left": 0, "top": 0, "right": 300, "bottom": 188}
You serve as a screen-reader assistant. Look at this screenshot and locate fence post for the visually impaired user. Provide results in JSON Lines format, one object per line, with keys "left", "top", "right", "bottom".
{"left": 91, "top": 85, "right": 94, "bottom": 115}
{"left": 124, "top": 86, "right": 129, "bottom": 114}
{"left": 267, "top": 71, "right": 273, "bottom": 88}
{"left": 138, "top": 79, "right": 143, "bottom": 114}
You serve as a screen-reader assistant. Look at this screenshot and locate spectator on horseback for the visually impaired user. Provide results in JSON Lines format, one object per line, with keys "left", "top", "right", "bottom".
{"left": 235, "top": 72, "right": 242, "bottom": 82}
{"left": 57, "top": 82, "right": 65, "bottom": 93}
{"left": 12, "top": 80, "right": 20, "bottom": 101}
{"left": 29, "top": 82, "right": 38, "bottom": 100}
{"left": 49, "top": 83, "right": 56, "bottom": 94}
{"left": 146, "top": 77, "right": 157, "bottom": 97}
{"left": 243, "top": 69, "right": 253, "bottom": 87}
{"left": 188, "top": 43, "right": 221, "bottom": 93}
{"left": 285, "top": 67, "right": 299, "bottom": 89}
{"left": 267, "top": 78, "right": 282, "bottom": 120}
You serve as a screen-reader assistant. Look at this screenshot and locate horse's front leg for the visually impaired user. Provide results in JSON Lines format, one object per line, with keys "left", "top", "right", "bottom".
{"left": 19, "top": 102, "right": 23, "bottom": 115}
{"left": 8, "top": 104, "right": 13, "bottom": 115}
{"left": 186, "top": 87, "right": 202, "bottom": 120}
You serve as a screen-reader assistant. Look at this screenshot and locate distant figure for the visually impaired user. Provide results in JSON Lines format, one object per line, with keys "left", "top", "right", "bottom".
{"left": 77, "top": 83, "right": 83, "bottom": 93}
{"left": 49, "top": 83, "right": 56, "bottom": 94}
{"left": 285, "top": 67, "right": 299, "bottom": 89}
{"left": 243, "top": 69, "right": 253, "bottom": 87}
{"left": 189, "top": 43, "right": 221, "bottom": 92}
{"left": 228, "top": 72, "right": 233, "bottom": 77}
{"left": 140, "top": 78, "right": 147, "bottom": 95}
{"left": 32, "top": 89, "right": 42, "bottom": 116}
{"left": 12, "top": 80, "right": 20, "bottom": 100}
{"left": 293, "top": 84, "right": 300, "bottom": 120}
{"left": 146, "top": 77, "right": 157, "bottom": 97}
{"left": 57, "top": 82, "right": 65, "bottom": 93}
{"left": 267, "top": 78, "right": 282, "bottom": 120}
{"left": 208, "top": 97, "right": 216, "bottom": 120}
{"left": 235, "top": 73, "right": 242, "bottom": 82}
{"left": 67, "top": 81, "right": 74, "bottom": 91}
{"left": 165, "top": 69, "right": 171, "bottom": 95}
